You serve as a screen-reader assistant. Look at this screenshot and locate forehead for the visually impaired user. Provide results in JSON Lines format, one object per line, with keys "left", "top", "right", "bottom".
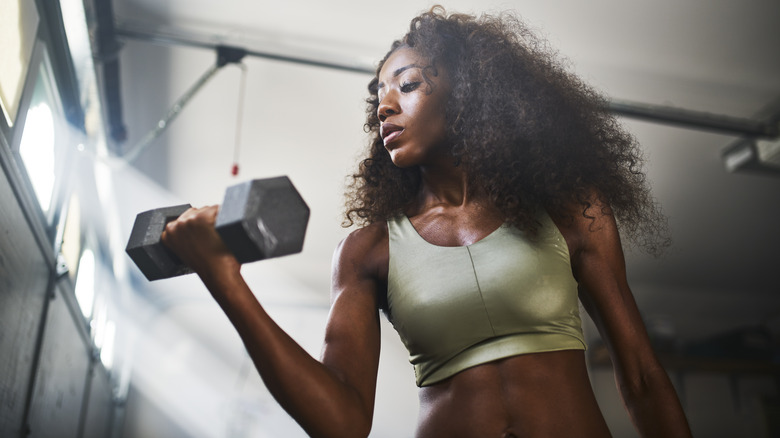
{"left": 378, "top": 47, "right": 428, "bottom": 81}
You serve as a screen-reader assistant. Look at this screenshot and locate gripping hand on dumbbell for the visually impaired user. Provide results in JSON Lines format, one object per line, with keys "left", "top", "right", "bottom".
{"left": 161, "top": 204, "right": 239, "bottom": 279}
{"left": 126, "top": 176, "right": 310, "bottom": 281}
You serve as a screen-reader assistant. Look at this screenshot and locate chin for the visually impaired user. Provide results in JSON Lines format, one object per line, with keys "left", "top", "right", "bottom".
{"left": 388, "top": 150, "right": 418, "bottom": 169}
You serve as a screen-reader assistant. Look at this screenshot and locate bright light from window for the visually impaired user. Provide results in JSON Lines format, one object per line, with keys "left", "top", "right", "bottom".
{"left": 74, "top": 248, "right": 95, "bottom": 318}
{"left": 19, "top": 102, "right": 56, "bottom": 212}
{"left": 93, "top": 295, "right": 106, "bottom": 346}
{"left": 61, "top": 194, "right": 82, "bottom": 281}
{"left": 93, "top": 297, "right": 116, "bottom": 369}
{"left": 100, "top": 320, "right": 116, "bottom": 369}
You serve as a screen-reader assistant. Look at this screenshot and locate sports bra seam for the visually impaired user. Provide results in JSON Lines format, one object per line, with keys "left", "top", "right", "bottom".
{"left": 466, "top": 245, "right": 497, "bottom": 336}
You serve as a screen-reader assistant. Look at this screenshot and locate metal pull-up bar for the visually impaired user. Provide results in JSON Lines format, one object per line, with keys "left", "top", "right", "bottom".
{"left": 111, "top": 24, "right": 779, "bottom": 161}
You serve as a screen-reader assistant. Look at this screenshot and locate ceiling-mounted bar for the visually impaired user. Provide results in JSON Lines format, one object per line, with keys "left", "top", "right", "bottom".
{"left": 114, "top": 26, "right": 374, "bottom": 75}
{"left": 115, "top": 24, "right": 779, "bottom": 141}
{"left": 609, "top": 100, "right": 778, "bottom": 140}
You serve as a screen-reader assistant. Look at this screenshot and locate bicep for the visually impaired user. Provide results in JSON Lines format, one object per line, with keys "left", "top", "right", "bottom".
{"left": 320, "top": 235, "right": 383, "bottom": 414}
{"left": 565, "top": 208, "right": 658, "bottom": 377}
{"left": 321, "top": 283, "right": 382, "bottom": 393}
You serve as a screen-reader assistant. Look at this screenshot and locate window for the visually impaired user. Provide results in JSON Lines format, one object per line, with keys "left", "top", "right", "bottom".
{"left": 16, "top": 46, "right": 71, "bottom": 227}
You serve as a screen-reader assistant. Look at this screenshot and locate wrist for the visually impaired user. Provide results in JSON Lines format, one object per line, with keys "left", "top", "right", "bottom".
{"left": 196, "top": 254, "right": 242, "bottom": 293}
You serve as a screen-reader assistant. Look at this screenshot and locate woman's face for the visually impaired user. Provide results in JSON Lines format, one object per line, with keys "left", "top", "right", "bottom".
{"left": 377, "top": 47, "right": 451, "bottom": 168}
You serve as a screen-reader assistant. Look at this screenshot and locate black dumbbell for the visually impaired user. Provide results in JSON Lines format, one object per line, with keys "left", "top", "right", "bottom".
{"left": 126, "top": 176, "right": 310, "bottom": 281}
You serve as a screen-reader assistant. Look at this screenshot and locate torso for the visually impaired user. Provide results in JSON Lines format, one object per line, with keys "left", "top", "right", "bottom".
{"left": 359, "top": 204, "right": 611, "bottom": 437}
{"left": 416, "top": 350, "right": 611, "bottom": 437}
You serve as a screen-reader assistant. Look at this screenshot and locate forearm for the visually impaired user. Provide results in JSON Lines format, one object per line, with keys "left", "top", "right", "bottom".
{"left": 618, "top": 366, "right": 692, "bottom": 438}
{"left": 199, "top": 267, "right": 372, "bottom": 438}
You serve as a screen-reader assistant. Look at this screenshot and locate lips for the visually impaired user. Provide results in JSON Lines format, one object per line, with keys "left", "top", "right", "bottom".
{"left": 380, "top": 123, "right": 403, "bottom": 145}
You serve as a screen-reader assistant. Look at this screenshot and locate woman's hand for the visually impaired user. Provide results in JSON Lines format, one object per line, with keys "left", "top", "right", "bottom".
{"left": 160, "top": 205, "right": 240, "bottom": 278}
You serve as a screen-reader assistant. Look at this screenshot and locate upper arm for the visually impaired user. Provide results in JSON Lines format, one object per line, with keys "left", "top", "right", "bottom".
{"left": 554, "top": 200, "right": 661, "bottom": 382}
{"left": 320, "top": 225, "right": 386, "bottom": 418}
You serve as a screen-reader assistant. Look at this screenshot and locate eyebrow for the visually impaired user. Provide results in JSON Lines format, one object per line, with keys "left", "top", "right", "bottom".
{"left": 377, "top": 63, "right": 422, "bottom": 90}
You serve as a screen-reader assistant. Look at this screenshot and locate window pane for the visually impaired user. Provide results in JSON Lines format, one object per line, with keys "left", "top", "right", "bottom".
{"left": 74, "top": 248, "right": 95, "bottom": 318}
{"left": 19, "top": 101, "right": 56, "bottom": 211}
{"left": 18, "top": 52, "right": 66, "bottom": 217}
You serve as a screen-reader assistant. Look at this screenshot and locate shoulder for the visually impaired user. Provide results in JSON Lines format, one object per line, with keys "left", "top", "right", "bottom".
{"left": 332, "top": 222, "right": 389, "bottom": 292}
{"left": 549, "top": 194, "right": 623, "bottom": 271}
{"left": 336, "top": 222, "right": 388, "bottom": 261}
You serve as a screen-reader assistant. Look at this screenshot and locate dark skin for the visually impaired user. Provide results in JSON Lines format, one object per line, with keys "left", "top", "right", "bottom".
{"left": 161, "top": 47, "right": 692, "bottom": 437}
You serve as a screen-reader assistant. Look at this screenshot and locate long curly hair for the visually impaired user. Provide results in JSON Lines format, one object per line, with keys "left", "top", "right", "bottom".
{"left": 344, "top": 6, "right": 668, "bottom": 254}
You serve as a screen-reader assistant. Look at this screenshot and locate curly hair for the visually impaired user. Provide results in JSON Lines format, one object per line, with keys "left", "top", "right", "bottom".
{"left": 344, "top": 6, "right": 668, "bottom": 254}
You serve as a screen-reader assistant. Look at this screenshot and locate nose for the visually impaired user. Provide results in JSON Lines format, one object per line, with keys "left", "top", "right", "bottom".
{"left": 377, "top": 92, "right": 399, "bottom": 122}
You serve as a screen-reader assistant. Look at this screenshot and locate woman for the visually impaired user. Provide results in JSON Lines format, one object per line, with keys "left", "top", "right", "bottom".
{"left": 162, "top": 7, "right": 692, "bottom": 438}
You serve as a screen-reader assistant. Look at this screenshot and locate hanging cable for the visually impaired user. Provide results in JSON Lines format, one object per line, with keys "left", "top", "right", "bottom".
{"left": 231, "top": 63, "right": 248, "bottom": 176}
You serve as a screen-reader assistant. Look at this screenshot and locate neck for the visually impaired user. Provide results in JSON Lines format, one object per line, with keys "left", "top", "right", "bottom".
{"left": 416, "top": 161, "right": 479, "bottom": 210}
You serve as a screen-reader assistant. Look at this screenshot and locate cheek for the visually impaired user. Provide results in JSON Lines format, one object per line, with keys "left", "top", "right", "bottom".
{"left": 415, "top": 100, "right": 446, "bottom": 128}
{"left": 427, "top": 96, "right": 448, "bottom": 126}
{"left": 426, "top": 106, "right": 449, "bottom": 142}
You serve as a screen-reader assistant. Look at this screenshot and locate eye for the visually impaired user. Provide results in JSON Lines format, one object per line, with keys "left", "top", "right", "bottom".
{"left": 400, "top": 81, "right": 421, "bottom": 93}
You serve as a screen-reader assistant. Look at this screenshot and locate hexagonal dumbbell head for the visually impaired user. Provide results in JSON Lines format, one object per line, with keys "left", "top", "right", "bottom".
{"left": 215, "top": 176, "right": 310, "bottom": 263}
{"left": 125, "top": 204, "right": 194, "bottom": 281}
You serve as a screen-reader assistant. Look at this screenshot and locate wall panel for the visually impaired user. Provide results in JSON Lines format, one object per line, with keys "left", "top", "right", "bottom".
{"left": 26, "top": 284, "right": 91, "bottom": 438}
{"left": 81, "top": 364, "right": 114, "bottom": 438}
{"left": 0, "top": 158, "right": 51, "bottom": 438}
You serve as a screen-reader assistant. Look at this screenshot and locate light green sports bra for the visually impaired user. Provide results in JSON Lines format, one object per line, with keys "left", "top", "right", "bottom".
{"left": 386, "top": 213, "right": 586, "bottom": 387}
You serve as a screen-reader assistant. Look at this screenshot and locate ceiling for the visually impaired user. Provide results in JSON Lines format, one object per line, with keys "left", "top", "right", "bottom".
{"left": 104, "top": 0, "right": 780, "bottom": 436}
